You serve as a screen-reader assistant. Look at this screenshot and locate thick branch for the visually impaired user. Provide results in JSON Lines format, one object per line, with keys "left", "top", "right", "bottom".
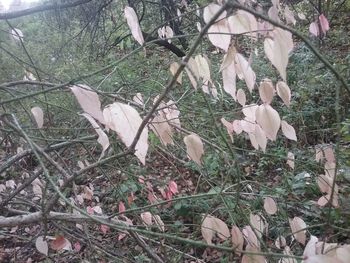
{"left": 0, "top": 0, "right": 94, "bottom": 20}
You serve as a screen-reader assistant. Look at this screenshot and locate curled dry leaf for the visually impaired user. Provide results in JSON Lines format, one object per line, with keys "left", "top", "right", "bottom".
{"left": 103, "top": 102, "right": 148, "bottom": 165}
{"left": 289, "top": 217, "right": 307, "bottom": 245}
{"left": 169, "top": 62, "right": 182, "bottom": 85}
{"left": 81, "top": 113, "right": 110, "bottom": 159}
{"left": 201, "top": 214, "right": 230, "bottom": 245}
{"left": 124, "top": 6, "right": 144, "bottom": 45}
{"left": 183, "top": 133, "right": 204, "bottom": 165}
{"left": 235, "top": 53, "right": 256, "bottom": 92}
{"left": 31, "top": 107, "right": 44, "bottom": 128}
{"left": 250, "top": 213, "right": 266, "bottom": 238}
{"left": 281, "top": 120, "right": 297, "bottom": 141}
{"left": 185, "top": 57, "right": 199, "bottom": 89}
{"left": 231, "top": 225, "right": 244, "bottom": 255}
{"left": 256, "top": 104, "right": 281, "bottom": 141}
{"left": 133, "top": 92, "right": 144, "bottom": 107}
{"left": 221, "top": 118, "right": 234, "bottom": 142}
{"left": 254, "top": 124, "right": 267, "bottom": 152}
{"left": 276, "top": 81, "right": 291, "bottom": 107}
{"left": 264, "top": 197, "right": 278, "bottom": 215}
{"left": 70, "top": 84, "right": 105, "bottom": 124}
{"left": 153, "top": 214, "right": 165, "bottom": 232}
{"left": 242, "top": 225, "right": 259, "bottom": 248}
{"left": 259, "top": 79, "right": 275, "bottom": 104}
{"left": 35, "top": 236, "right": 48, "bottom": 256}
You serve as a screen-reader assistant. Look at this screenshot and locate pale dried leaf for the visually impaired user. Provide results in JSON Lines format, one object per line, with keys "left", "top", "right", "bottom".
{"left": 228, "top": 10, "right": 258, "bottom": 38}
{"left": 150, "top": 114, "right": 174, "bottom": 146}
{"left": 195, "top": 55, "right": 211, "bottom": 84}
{"left": 259, "top": 79, "right": 275, "bottom": 104}
{"left": 201, "top": 215, "right": 230, "bottom": 245}
{"left": 287, "top": 152, "right": 295, "bottom": 169}
{"left": 231, "top": 225, "right": 244, "bottom": 255}
{"left": 264, "top": 28, "right": 293, "bottom": 81}
{"left": 264, "top": 197, "right": 277, "bottom": 215}
{"left": 303, "top": 255, "right": 341, "bottom": 263}
{"left": 249, "top": 132, "right": 259, "bottom": 150}
{"left": 309, "top": 22, "right": 319, "bottom": 36}
{"left": 184, "top": 133, "right": 204, "bottom": 165}
{"left": 31, "top": 106, "right": 44, "bottom": 128}
{"left": 103, "top": 102, "right": 148, "bottom": 165}
{"left": 256, "top": 104, "right": 281, "bottom": 141}
{"left": 276, "top": 81, "right": 291, "bottom": 107}
{"left": 11, "top": 28, "right": 24, "bottom": 42}
{"left": 222, "top": 62, "right": 237, "bottom": 100}
{"left": 70, "top": 84, "right": 105, "bottom": 124}
{"left": 237, "top": 89, "right": 246, "bottom": 106}
{"left": 243, "top": 104, "right": 258, "bottom": 122}
{"left": 153, "top": 215, "right": 165, "bottom": 232}
{"left": 51, "top": 236, "right": 72, "bottom": 251}
{"left": 35, "top": 236, "right": 48, "bottom": 256}
{"left": 250, "top": 213, "right": 265, "bottom": 238}
{"left": 289, "top": 217, "right": 307, "bottom": 245}
{"left": 275, "top": 236, "right": 286, "bottom": 249}
{"left": 284, "top": 6, "right": 296, "bottom": 25}
{"left": 281, "top": 120, "right": 297, "bottom": 141}
{"left": 141, "top": 212, "right": 153, "bottom": 226}
{"left": 133, "top": 93, "right": 144, "bottom": 106}
{"left": 203, "top": 4, "right": 231, "bottom": 51}
{"left": 235, "top": 53, "right": 256, "bottom": 92}
{"left": 221, "top": 118, "right": 234, "bottom": 142}
{"left": 124, "top": 6, "right": 144, "bottom": 45}
{"left": 242, "top": 225, "right": 258, "bottom": 248}
{"left": 81, "top": 113, "right": 110, "bottom": 159}
{"left": 254, "top": 124, "right": 267, "bottom": 152}
{"left": 232, "top": 120, "right": 243, "bottom": 134}
{"left": 303, "top": 235, "right": 318, "bottom": 258}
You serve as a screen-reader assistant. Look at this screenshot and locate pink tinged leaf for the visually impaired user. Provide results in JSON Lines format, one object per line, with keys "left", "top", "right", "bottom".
{"left": 222, "top": 62, "right": 237, "bottom": 100}
{"left": 153, "top": 215, "right": 165, "bottom": 232}
{"left": 35, "top": 236, "right": 48, "bottom": 256}
{"left": 275, "top": 236, "right": 287, "bottom": 249}
{"left": 264, "top": 197, "right": 278, "bottom": 215}
{"left": 259, "top": 79, "right": 275, "bottom": 104}
{"left": 289, "top": 217, "right": 307, "bottom": 245}
{"left": 203, "top": 4, "right": 231, "bottom": 51}
{"left": 231, "top": 225, "right": 244, "bottom": 255}
{"left": 268, "top": 6, "right": 280, "bottom": 22}
{"left": 100, "top": 224, "right": 110, "bottom": 234}
{"left": 185, "top": 57, "right": 199, "bottom": 89}
{"left": 201, "top": 215, "right": 230, "bottom": 245}
{"left": 235, "top": 53, "right": 256, "bottom": 92}
{"left": 141, "top": 212, "right": 153, "bottom": 226}
{"left": 232, "top": 120, "right": 243, "bottom": 134}
{"left": 169, "top": 62, "right": 183, "bottom": 85}
{"left": 31, "top": 107, "right": 44, "bottom": 128}
{"left": 309, "top": 22, "right": 319, "bottom": 36}
{"left": 287, "top": 152, "right": 295, "bottom": 169}
{"left": 249, "top": 132, "right": 259, "bottom": 150}
{"left": 276, "top": 81, "right": 291, "bottom": 107}
{"left": 168, "top": 181, "right": 178, "bottom": 194}
{"left": 93, "top": 205, "right": 103, "bottom": 214}
{"left": 183, "top": 133, "right": 204, "bottom": 165}
{"left": 242, "top": 104, "right": 258, "bottom": 122}
{"left": 221, "top": 118, "right": 234, "bottom": 142}
{"left": 323, "top": 145, "right": 335, "bottom": 163}
{"left": 119, "top": 201, "right": 126, "bottom": 213}
{"left": 242, "top": 225, "right": 258, "bottom": 248}
{"left": 303, "top": 255, "right": 341, "bottom": 263}
{"left": 103, "top": 102, "right": 148, "bottom": 165}
{"left": 264, "top": 28, "right": 293, "bottom": 81}
{"left": 228, "top": 10, "right": 258, "bottom": 38}
{"left": 256, "top": 104, "right": 281, "bottom": 141}
{"left": 319, "top": 14, "right": 330, "bottom": 34}
{"left": 124, "top": 6, "right": 144, "bottom": 45}
{"left": 237, "top": 89, "right": 246, "bottom": 106}
{"left": 133, "top": 93, "right": 144, "bottom": 107}
{"left": 241, "top": 119, "right": 255, "bottom": 133}
{"left": 254, "top": 124, "right": 267, "bottom": 152}
{"left": 81, "top": 113, "right": 110, "bottom": 159}
{"left": 50, "top": 236, "right": 72, "bottom": 251}
{"left": 281, "top": 120, "right": 297, "bottom": 141}
{"left": 250, "top": 213, "right": 265, "bottom": 238}
{"left": 74, "top": 242, "right": 81, "bottom": 252}
{"left": 284, "top": 6, "right": 296, "bottom": 25}
{"left": 70, "top": 84, "right": 105, "bottom": 124}
{"left": 150, "top": 114, "right": 174, "bottom": 146}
